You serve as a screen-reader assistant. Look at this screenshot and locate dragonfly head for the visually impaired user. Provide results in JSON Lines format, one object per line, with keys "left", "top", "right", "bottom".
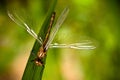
{"left": 34, "top": 57, "right": 43, "bottom": 66}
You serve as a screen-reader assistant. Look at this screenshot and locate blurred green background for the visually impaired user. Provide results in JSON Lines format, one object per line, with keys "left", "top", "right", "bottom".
{"left": 0, "top": 0, "right": 120, "bottom": 80}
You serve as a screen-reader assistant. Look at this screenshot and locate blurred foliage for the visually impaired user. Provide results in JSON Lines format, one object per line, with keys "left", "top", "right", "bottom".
{"left": 0, "top": 0, "right": 120, "bottom": 80}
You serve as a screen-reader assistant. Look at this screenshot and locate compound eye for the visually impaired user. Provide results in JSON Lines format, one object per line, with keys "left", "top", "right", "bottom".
{"left": 35, "top": 60, "right": 43, "bottom": 66}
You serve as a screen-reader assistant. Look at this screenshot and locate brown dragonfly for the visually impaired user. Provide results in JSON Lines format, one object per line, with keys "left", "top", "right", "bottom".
{"left": 8, "top": 7, "right": 96, "bottom": 66}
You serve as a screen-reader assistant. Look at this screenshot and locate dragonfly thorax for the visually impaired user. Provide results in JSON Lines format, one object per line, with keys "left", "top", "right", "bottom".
{"left": 37, "top": 46, "right": 46, "bottom": 59}
{"left": 34, "top": 46, "right": 47, "bottom": 66}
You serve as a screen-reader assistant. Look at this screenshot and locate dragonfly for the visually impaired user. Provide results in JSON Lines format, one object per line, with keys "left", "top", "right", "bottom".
{"left": 8, "top": 7, "right": 96, "bottom": 66}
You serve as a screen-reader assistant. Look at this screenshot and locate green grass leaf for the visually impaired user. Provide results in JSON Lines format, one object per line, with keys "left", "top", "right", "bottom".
{"left": 22, "top": 0, "right": 57, "bottom": 80}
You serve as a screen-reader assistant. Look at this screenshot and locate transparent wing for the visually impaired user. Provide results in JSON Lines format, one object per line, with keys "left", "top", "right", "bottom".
{"left": 7, "top": 11, "right": 43, "bottom": 44}
{"left": 45, "top": 7, "right": 69, "bottom": 50}
{"left": 50, "top": 41, "right": 96, "bottom": 50}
